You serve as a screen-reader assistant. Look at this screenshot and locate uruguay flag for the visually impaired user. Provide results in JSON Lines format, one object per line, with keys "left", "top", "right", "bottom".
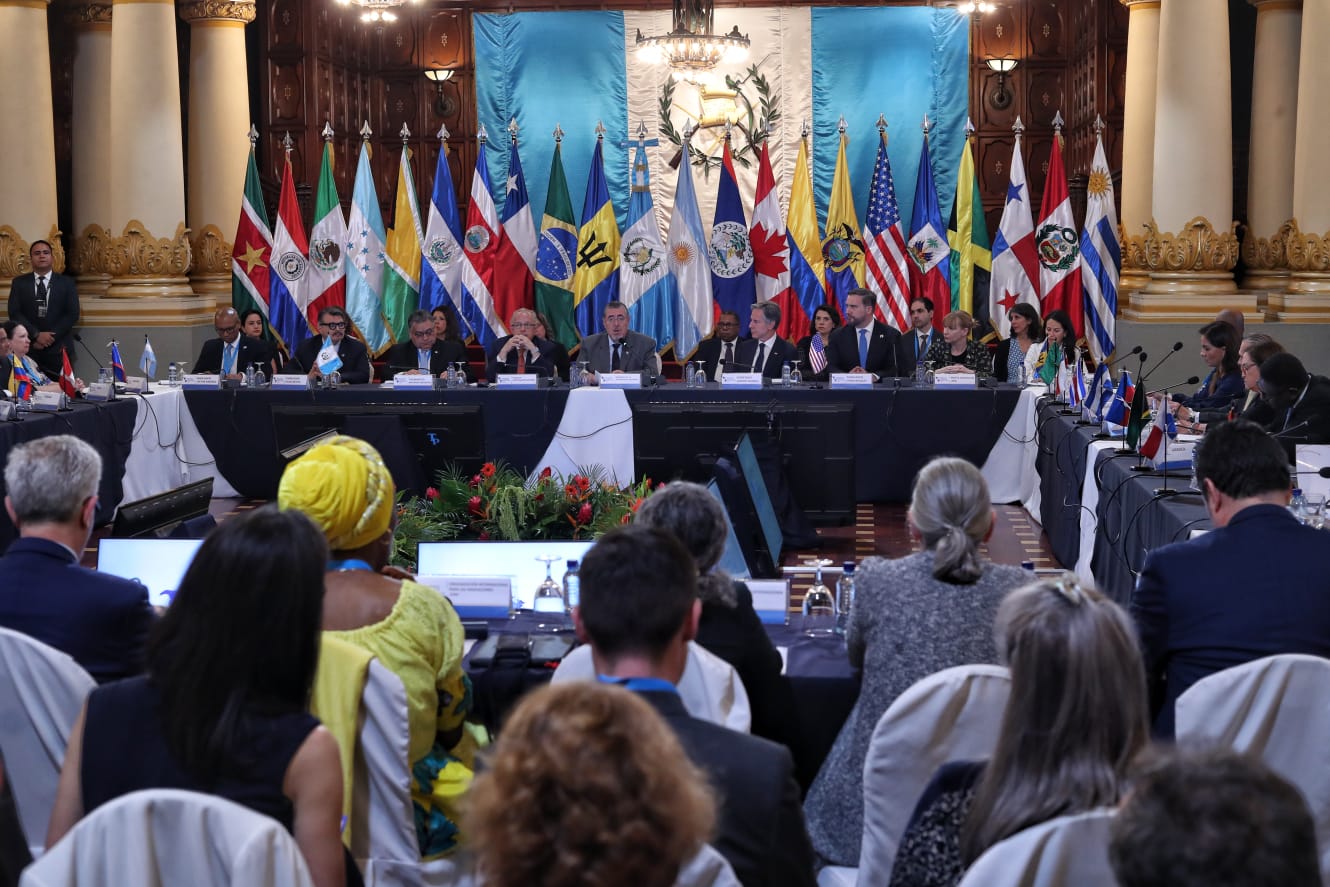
{"left": 571, "top": 136, "right": 620, "bottom": 336}
{"left": 345, "top": 141, "right": 392, "bottom": 354}
{"left": 710, "top": 139, "right": 756, "bottom": 336}
{"left": 907, "top": 129, "right": 952, "bottom": 314}
{"left": 1080, "top": 120, "right": 1120, "bottom": 363}
{"left": 420, "top": 139, "right": 471, "bottom": 333}
{"left": 269, "top": 155, "right": 311, "bottom": 354}
{"left": 458, "top": 129, "right": 508, "bottom": 344}
{"left": 618, "top": 144, "right": 676, "bottom": 351}
{"left": 668, "top": 140, "right": 712, "bottom": 359}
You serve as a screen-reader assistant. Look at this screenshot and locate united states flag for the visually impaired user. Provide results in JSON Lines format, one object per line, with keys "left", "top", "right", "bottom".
{"left": 862, "top": 132, "right": 911, "bottom": 330}
{"left": 809, "top": 334, "right": 827, "bottom": 376}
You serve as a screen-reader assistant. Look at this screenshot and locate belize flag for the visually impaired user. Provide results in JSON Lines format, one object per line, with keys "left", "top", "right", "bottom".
{"left": 906, "top": 127, "right": 951, "bottom": 321}
{"left": 709, "top": 138, "right": 756, "bottom": 336}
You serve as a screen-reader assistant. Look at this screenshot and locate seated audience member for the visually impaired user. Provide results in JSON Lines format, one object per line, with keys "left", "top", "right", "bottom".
{"left": 1259, "top": 352, "right": 1330, "bottom": 451}
{"left": 193, "top": 307, "right": 270, "bottom": 380}
{"left": 888, "top": 576, "right": 1148, "bottom": 887}
{"left": 288, "top": 306, "right": 372, "bottom": 384}
{"left": 805, "top": 457, "right": 1029, "bottom": 866}
{"left": 1179, "top": 336, "right": 1282, "bottom": 432}
{"left": 1216, "top": 307, "right": 1246, "bottom": 340}
{"left": 924, "top": 310, "right": 989, "bottom": 374}
{"left": 696, "top": 310, "right": 743, "bottom": 381}
{"left": 991, "top": 303, "right": 1041, "bottom": 383}
{"left": 466, "top": 682, "right": 717, "bottom": 887}
{"left": 825, "top": 288, "right": 900, "bottom": 378}
{"left": 1171, "top": 320, "right": 1243, "bottom": 413}
{"left": 794, "top": 304, "right": 841, "bottom": 384}
{"left": 485, "top": 308, "right": 560, "bottom": 381}
{"left": 575, "top": 525, "right": 815, "bottom": 887}
{"left": 579, "top": 301, "right": 659, "bottom": 378}
{"left": 239, "top": 308, "right": 279, "bottom": 376}
{"left": 1109, "top": 746, "right": 1320, "bottom": 887}
{"left": 1031, "top": 308, "right": 1085, "bottom": 387}
{"left": 45, "top": 507, "right": 350, "bottom": 887}
{"left": 2, "top": 321, "right": 65, "bottom": 394}
{"left": 896, "top": 297, "right": 939, "bottom": 374}
{"left": 533, "top": 312, "right": 570, "bottom": 382}
{"left": 0, "top": 435, "right": 153, "bottom": 683}
{"left": 431, "top": 304, "right": 476, "bottom": 382}
{"left": 0, "top": 324, "right": 11, "bottom": 393}
{"left": 736, "top": 301, "right": 798, "bottom": 380}
{"left": 635, "top": 481, "right": 794, "bottom": 748}
{"left": 381, "top": 309, "right": 470, "bottom": 380}
{"left": 1131, "top": 419, "right": 1330, "bottom": 737}
{"left": 278, "top": 436, "right": 475, "bottom": 857}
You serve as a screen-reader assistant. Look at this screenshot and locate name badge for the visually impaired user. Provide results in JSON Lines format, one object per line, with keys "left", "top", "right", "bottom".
{"left": 32, "top": 391, "right": 66, "bottom": 411}
{"left": 721, "top": 372, "right": 764, "bottom": 390}
{"left": 182, "top": 373, "right": 222, "bottom": 390}
{"left": 830, "top": 373, "right": 874, "bottom": 388}
{"left": 934, "top": 372, "right": 977, "bottom": 389}
{"left": 746, "top": 578, "right": 791, "bottom": 626}
{"left": 123, "top": 376, "right": 149, "bottom": 394}
{"left": 496, "top": 374, "right": 539, "bottom": 389}
{"left": 392, "top": 372, "right": 436, "bottom": 389}
{"left": 416, "top": 574, "right": 512, "bottom": 619}
{"left": 271, "top": 374, "right": 311, "bottom": 390}
{"left": 84, "top": 381, "right": 116, "bottom": 402}
{"left": 598, "top": 372, "right": 643, "bottom": 389}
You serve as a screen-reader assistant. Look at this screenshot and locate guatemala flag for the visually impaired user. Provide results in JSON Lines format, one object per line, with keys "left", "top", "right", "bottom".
{"left": 618, "top": 143, "right": 676, "bottom": 351}
{"left": 709, "top": 139, "right": 756, "bottom": 336}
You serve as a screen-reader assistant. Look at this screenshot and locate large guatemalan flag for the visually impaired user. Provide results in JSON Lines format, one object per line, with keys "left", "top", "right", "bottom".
{"left": 473, "top": 7, "right": 965, "bottom": 348}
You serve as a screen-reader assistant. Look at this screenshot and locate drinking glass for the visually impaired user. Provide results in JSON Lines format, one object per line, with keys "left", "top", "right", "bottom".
{"left": 1304, "top": 495, "right": 1325, "bottom": 531}
{"left": 800, "top": 558, "right": 838, "bottom": 637}
{"left": 532, "top": 554, "right": 570, "bottom": 628}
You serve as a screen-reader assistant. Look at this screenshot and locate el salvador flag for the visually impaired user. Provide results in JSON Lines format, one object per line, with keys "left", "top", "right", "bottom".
{"left": 419, "top": 142, "right": 470, "bottom": 333}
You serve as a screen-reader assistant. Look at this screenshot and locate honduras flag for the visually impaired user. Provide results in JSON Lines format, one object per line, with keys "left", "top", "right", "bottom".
{"left": 345, "top": 141, "right": 392, "bottom": 354}
{"left": 710, "top": 139, "right": 756, "bottom": 336}
{"left": 618, "top": 144, "right": 676, "bottom": 351}
{"left": 420, "top": 139, "right": 471, "bottom": 334}
{"left": 668, "top": 138, "right": 712, "bottom": 359}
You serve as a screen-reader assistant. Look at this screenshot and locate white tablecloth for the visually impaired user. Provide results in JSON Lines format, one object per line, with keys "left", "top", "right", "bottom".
{"left": 981, "top": 385, "right": 1046, "bottom": 509}
{"left": 529, "top": 387, "right": 634, "bottom": 486}
{"left": 122, "top": 386, "right": 237, "bottom": 503}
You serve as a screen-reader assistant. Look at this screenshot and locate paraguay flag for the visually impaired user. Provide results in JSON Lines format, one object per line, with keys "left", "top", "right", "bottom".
{"left": 618, "top": 143, "right": 676, "bottom": 351}
{"left": 571, "top": 136, "right": 620, "bottom": 336}
{"left": 787, "top": 136, "right": 825, "bottom": 333}
{"left": 270, "top": 155, "right": 312, "bottom": 354}
{"left": 458, "top": 129, "right": 508, "bottom": 344}
{"left": 497, "top": 137, "right": 537, "bottom": 319}
{"left": 907, "top": 128, "right": 952, "bottom": 317}
{"left": 750, "top": 141, "right": 793, "bottom": 338}
{"left": 709, "top": 139, "right": 756, "bottom": 336}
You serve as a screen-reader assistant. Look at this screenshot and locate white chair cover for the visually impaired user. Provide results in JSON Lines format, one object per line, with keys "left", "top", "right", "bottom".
{"left": 851, "top": 664, "right": 1011, "bottom": 887}
{"left": 956, "top": 809, "right": 1117, "bottom": 887}
{"left": 1174, "top": 653, "right": 1330, "bottom": 882}
{"left": 0, "top": 628, "right": 96, "bottom": 857}
{"left": 445, "top": 843, "right": 736, "bottom": 887}
{"left": 551, "top": 641, "right": 752, "bottom": 733}
{"left": 19, "top": 788, "right": 314, "bottom": 887}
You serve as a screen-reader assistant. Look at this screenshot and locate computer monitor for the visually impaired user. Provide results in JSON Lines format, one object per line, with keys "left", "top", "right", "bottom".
{"left": 97, "top": 538, "right": 203, "bottom": 607}
{"left": 416, "top": 540, "right": 595, "bottom": 610}
{"left": 111, "top": 478, "right": 213, "bottom": 539}
{"left": 705, "top": 479, "right": 751, "bottom": 580}
{"left": 735, "top": 432, "right": 784, "bottom": 566}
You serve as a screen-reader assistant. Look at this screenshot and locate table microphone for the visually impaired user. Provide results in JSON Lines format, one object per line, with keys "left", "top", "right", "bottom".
{"left": 1141, "top": 341, "right": 1185, "bottom": 381}
{"left": 1103, "top": 345, "right": 1143, "bottom": 369}
{"left": 72, "top": 332, "right": 106, "bottom": 371}
{"left": 1151, "top": 376, "right": 1202, "bottom": 395}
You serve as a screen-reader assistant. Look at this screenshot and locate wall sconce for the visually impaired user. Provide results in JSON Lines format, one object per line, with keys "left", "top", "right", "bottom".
{"left": 424, "top": 69, "right": 456, "bottom": 118}
{"left": 957, "top": 2, "right": 995, "bottom": 12}
{"left": 985, "top": 57, "right": 1017, "bottom": 110}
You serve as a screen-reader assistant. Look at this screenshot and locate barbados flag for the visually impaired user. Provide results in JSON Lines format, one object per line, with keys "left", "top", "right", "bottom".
{"left": 710, "top": 138, "right": 756, "bottom": 336}
{"left": 571, "top": 136, "right": 620, "bottom": 337}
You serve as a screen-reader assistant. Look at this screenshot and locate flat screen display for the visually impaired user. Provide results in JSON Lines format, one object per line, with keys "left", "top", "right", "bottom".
{"left": 97, "top": 538, "right": 203, "bottom": 607}
{"left": 417, "top": 541, "right": 595, "bottom": 610}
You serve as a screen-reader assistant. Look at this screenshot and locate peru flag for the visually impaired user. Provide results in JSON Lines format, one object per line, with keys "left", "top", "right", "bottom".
{"left": 750, "top": 141, "right": 796, "bottom": 338}
{"left": 1036, "top": 129, "right": 1083, "bottom": 337}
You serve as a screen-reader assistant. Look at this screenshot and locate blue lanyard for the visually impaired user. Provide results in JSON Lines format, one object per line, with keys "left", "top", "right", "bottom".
{"left": 597, "top": 675, "right": 679, "bottom": 695}
{"left": 328, "top": 558, "right": 375, "bottom": 572}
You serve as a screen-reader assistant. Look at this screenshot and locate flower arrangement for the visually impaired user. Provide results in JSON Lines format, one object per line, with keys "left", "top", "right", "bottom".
{"left": 392, "top": 461, "right": 656, "bottom": 569}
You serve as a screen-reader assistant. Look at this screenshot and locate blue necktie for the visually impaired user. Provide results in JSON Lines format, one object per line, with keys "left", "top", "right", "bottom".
{"left": 222, "top": 343, "right": 235, "bottom": 374}
{"left": 858, "top": 328, "right": 869, "bottom": 369}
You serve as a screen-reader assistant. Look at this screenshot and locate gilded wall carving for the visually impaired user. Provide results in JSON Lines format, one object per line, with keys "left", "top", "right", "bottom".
{"left": 103, "top": 221, "right": 193, "bottom": 278}
{"left": 1241, "top": 227, "right": 1287, "bottom": 271}
{"left": 1120, "top": 226, "right": 1148, "bottom": 269}
{"left": 64, "top": 2, "right": 112, "bottom": 26}
{"left": 1141, "top": 217, "right": 1239, "bottom": 272}
{"left": 191, "top": 224, "right": 234, "bottom": 275}
{"left": 71, "top": 224, "right": 113, "bottom": 275}
{"left": 0, "top": 225, "right": 66, "bottom": 277}
{"left": 1280, "top": 219, "right": 1330, "bottom": 274}
{"left": 178, "top": 0, "right": 256, "bottom": 22}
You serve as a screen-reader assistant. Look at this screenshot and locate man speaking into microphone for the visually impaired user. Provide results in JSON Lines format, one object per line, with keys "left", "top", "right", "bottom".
{"left": 578, "top": 300, "right": 659, "bottom": 378}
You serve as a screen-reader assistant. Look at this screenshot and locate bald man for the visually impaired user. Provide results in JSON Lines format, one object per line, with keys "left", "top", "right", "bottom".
{"left": 1216, "top": 309, "right": 1245, "bottom": 340}
{"left": 194, "top": 307, "right": 272, "bottom": 379}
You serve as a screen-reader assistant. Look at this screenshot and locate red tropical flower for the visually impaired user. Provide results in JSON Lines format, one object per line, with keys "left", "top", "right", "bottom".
{"left": 468, "top": 496, "right": 484, "bottom": 516}
{"left": 576, "top": 502, "right": 593, "bottom": 524}
{"left": 470, "top": 474, "right": 482, "bottom": 488}
{"left": 426, "top": 487, "right": 439, "bottom": 501}
{"left": 539, "top": 466, "right": 553, "bottom": 479}
{"left": 481, "top": 462, "right": 497, "bottom": 478}
{"left": 574, "top": 475, "right": 591, "bottom": 492}
{"left": 478, "top": 531, "right": 490, "bottom": 541}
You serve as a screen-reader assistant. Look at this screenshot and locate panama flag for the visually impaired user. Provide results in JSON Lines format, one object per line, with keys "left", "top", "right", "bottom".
{"left": 863, "top": 128, "right": 912, "bottom": 331}
{"left": 906, "top": 128, "right": 952, "bottom": 320}
{"left": 1080, "top": 119, "right": 1120, "bottom": 363}
{"left": 269, "top": 154, "right": 311, "bottom": 354}
{"left": 307, "top": 140, "right": 347, "bottom": 330}
{"left": 382, "top": 144, "right": 425, "bottom": 345}
{"left": 420, "top": 137, "right": 471, "bottom": 334}
{"left": 345, "top": 139, "right": 392, "bottom": 354}
{"left": 618, "top": 143, "right": 676, "bottom": 351}
{"left": 750, "top": 141, "right": 792, "bottom": 338}
{"left": 709, "top": 138, "right": 756, "bottom": 336}
{"left": 822, "top": 129, "right": 865, "bottom": 313}
{"left": 786, "top": 136, "right": 825, "bottom": 337}
{"left": 667, "top": 143, "right": 712, "bottom": 359}
{"left": 571, "top": 136, "right": 620, "bottom": 337}
{"left": 231, "top": 145, "right": 272, "bottom": 324}
{"left": 458, "top": 131, "right": 507, "bottom": 344}
{"left": 1037, "top": 120, "right": 1083, "bottom": 337}
{"left": 498, "top": 138, "right": 537, "bottom": 319}
{"left": 988, "top": 122, "right": 1040, "bottom": 339}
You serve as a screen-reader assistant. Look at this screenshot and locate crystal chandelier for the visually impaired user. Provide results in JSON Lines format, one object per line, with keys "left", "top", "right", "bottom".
{"left": 635, "top": 0, "right": 750, "bottom": 77}
{"left": 335, "top": 0, "right": 420, "bottom": 26}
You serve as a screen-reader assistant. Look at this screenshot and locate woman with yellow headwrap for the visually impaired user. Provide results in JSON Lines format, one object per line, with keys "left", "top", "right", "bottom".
{"left": 279, "top": 435, "right": 475, "bottom": 858}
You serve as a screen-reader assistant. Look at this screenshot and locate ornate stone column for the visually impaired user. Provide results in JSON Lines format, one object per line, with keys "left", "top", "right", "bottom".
{"left": 1126, "top": 0, "right": 1256, "bottom": 321}
{"left": 1243, "top": 0, "right": 1301, "bottom": 305}
{"left": 1276, "top": 0, "right": 1330, "bottom": 319}
{"left": 66, "top": 0, "right": 114, "bottom": 297}
{"left": 1118, "top": 0, "right": 1161, "bottom": 299}
{"left": 0, "top": 0, "right": 62, "bottom": 290}
{"left": 180, "top": 0, "right": 255, "bottom": 304}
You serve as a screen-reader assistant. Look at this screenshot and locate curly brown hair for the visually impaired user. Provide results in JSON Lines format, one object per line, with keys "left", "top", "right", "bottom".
{"left": 466, "top": 682, "right": 716, "bottom": 887}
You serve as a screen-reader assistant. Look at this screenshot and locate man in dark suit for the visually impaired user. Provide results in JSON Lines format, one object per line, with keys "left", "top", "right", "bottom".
{"left": 694, "top": 311, "right": 742, "bottom": 381}
{"left": 287, "top": 305, "right": 372, "bottom": 384}
{"left": 381, "top": 309, "right": 472, "bottom": 381}
{"left": 1131, "top": 419, "right": 1330, "bottom": 738}
{"left": 578, "top": 300, "right": 659, "bottom": 377}
{"left": 0, "top": 324, "right": 11, "bottom": 394}
{"left": 826, "top": 288, "right": 900, "bottom": 379}
{"left": 0, "top": 435, "right": 154, "bottom": 683}
{"left": 895, "top": 297, "right": 939, "bottom": 372}
{"left": 7, "top": 240, "right": 79, "bottom": 379}
{"left": 193, "top": 307, "right": 270, "bottom": 379}
{"left": 575, "top": 526, "right": 816, "bottom": 887}
{"left": 735, "top": 301, "right": 798, "bottom": 380}
{"left": 485, "top": 308, "right": 560, "bottom": 381}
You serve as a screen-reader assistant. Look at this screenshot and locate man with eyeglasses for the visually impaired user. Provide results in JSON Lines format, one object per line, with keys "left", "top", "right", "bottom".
{"left": 381, "top": 309, "right": 472, "bottom": 382}
{"left": 485, "top": 308, "right": 559, "bottom": 382}
{"left": 193, "top": 307, "right": 270, "bottom": 380}
{"left": 288, "top": 306, "right": 371, "bottom": 384}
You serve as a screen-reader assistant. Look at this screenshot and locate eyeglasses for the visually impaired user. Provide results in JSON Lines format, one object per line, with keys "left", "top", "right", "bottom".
{"left": 1239, "top": 361, "right": 1256, "bottom": 372}
{"left": 510, "top": 321, "right": 538, "bottom": 330}
{"left": 319, "top": 321, "right": 347, "bottom": 330}
{"left": 215, "top": 325, "right": 239, "bottom": 335}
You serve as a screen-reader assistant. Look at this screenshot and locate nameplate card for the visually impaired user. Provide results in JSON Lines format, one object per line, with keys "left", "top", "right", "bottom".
{"left": 84, "top": 382, "right": 116, "bottom": 402}
{"left": 934, "top": 372, "right": 977, "bottom": 389}
{"left": 32, "top": 391, "right": 66, "bottom": 411}
{"left": 123, "top": 376, "right": 149, "bottom": 394}
{"left": 271, "top": 375, "right": 311, "bottom": 390}
{"left": 1148, "top": 439, "right": 1196, "bottom": 472}
{"left": 747, "top": 578, "right": 791, "bottom": 626}
{"left": 830, "top": 373, "right": 874, "bottom": 388}
{"left": 721, "top": 372, "right": 764, "bottom": 390}
{"left": 598, "top": 372, "right": 644, "bottom": 389}
{"left": 182, "top": 373, "right": 221, "bottom": 390}
{"left": 392, "top": 372, "right": 436, "bottom": 389}
{"left": 0, "top": 401, "right": 13, "bottom": 421}
{"left": 496, "top": 374, "right": 539, "bottom": 389}
{"left": 416, "top": 574, "right": 512, "bottom": 619}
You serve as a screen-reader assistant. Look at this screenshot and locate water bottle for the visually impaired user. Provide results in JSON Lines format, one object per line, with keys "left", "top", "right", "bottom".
{"left": 1018, "top": 361, "right": 1029, "bottom": 389}
{"left": 1291, "top": 488, "right": 1307, "bottom": 524}
{"left": 781, "top": 361, "right": 792, "bottom": 388}
{"left": 244, "top": 363, "right": 256, "bottom": 388}
{"left": 684, "top": 361, "right": 697, "bottom": 388}
{"left": 790, "top": 364, "right": 802, "bottom": 385}
{"left": 166, "top": 362, "right": 180, "bottom": 386}
{"left": 562, "top": 560, "right": 580, "bottom": 612}
{"left": 253, "top": 365, "right": 266, "bottom": 387}
{"left": 835, "top": 562, "right": 856, "bottom": 634}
